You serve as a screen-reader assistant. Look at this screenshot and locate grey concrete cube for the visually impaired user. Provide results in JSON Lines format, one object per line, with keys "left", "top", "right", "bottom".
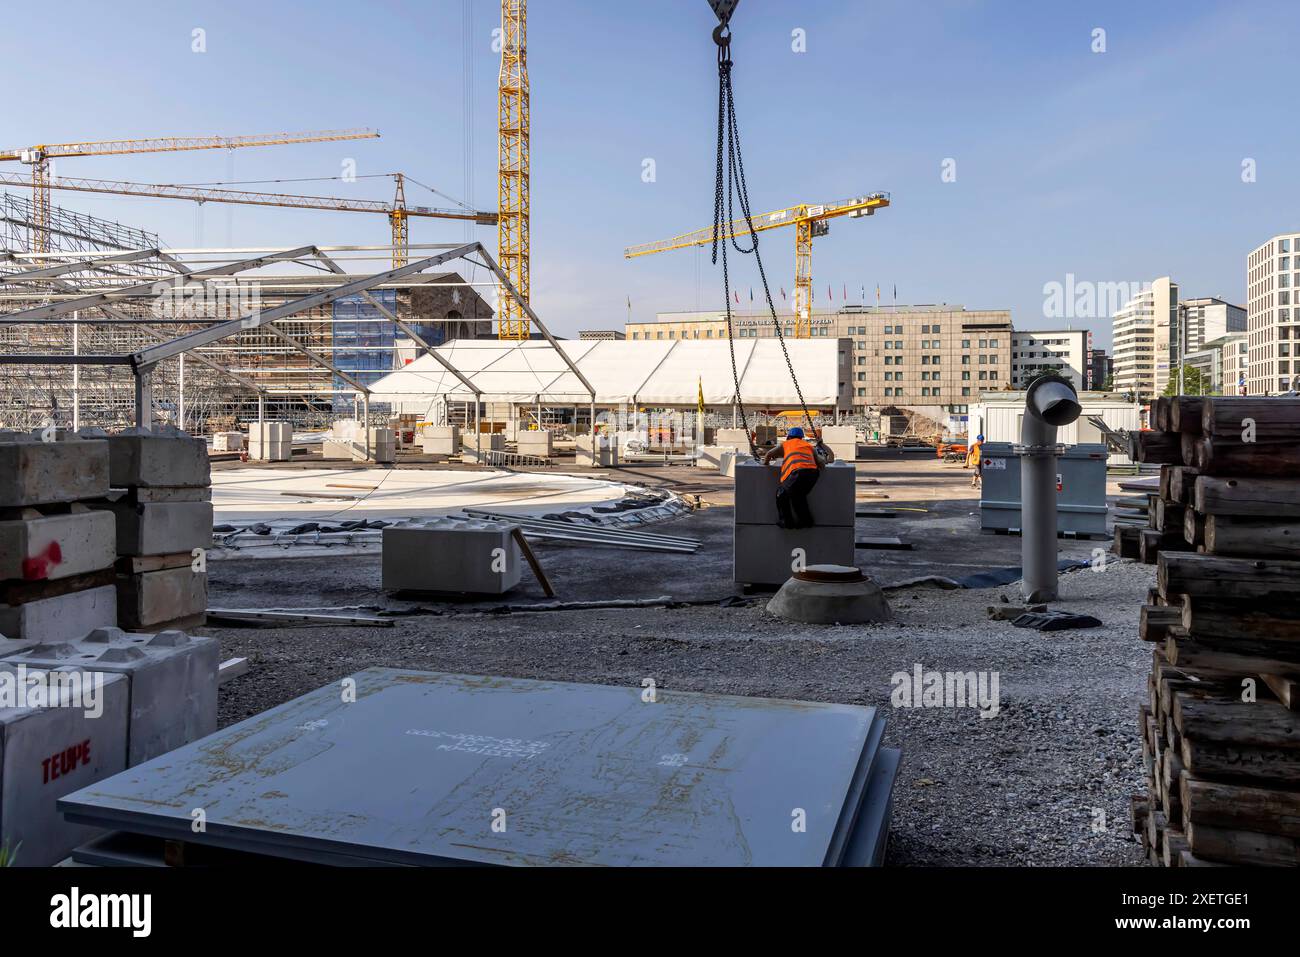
{"left": 517, "top": 431, "right": 553, "bottom": 458}
{"left": 0, "top": 507, "right": 116, "bottom": 583}
{"left": 87, "top": 501, "right": 212, "bottom": 557}
{"left": 115, "top": 568, "right": 208, "bottom": 630}
{"left": 104, "top": 426, "right": 210, "bottom": 488}
{"left": 382, "top": 518, "right": 522, "bottom": 595}
{"left": 0, "top": 436, "right": 109, "bottom": 508}
{"left": 734, "top": 524, "right": 857, "bottom": 586}
{"left": 0, "top": 663, "right": 129, "bottom": 866}
{"left": 0, "top": 586, "right": 117, "bottom": 643}
{"left": 733, "top": 459, "right": 856, "bottom": 528}
{"left": 5, "top": 627, "right": 218, "bottom": 767}
{"left": 819, "top": 425, "right": 858, "bottom": 462}
{"left": 576, "top": 434, "right": 618, "bottom": 467}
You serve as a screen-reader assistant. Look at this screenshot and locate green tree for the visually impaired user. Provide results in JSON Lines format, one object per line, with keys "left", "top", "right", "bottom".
{"left": 1162, "top": 365, "right": 1211, "bottom": 396}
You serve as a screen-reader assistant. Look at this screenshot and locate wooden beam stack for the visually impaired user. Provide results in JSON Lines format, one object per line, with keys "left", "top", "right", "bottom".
{"left": 1130, "top": 395, "right": 1300, "bottom": 866}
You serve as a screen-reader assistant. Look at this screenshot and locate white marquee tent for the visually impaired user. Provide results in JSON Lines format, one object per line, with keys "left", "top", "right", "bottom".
{"left": 369, "top": 338, "right": 847, "bottom": 412}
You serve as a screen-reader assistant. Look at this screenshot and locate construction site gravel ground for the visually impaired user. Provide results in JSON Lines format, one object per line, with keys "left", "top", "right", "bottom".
{"left": 206, "top": 456, "right": 1153, "bottom": 867}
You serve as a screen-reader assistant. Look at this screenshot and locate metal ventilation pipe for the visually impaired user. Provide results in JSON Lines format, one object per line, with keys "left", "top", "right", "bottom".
{"left": 1018, "top": 374, "right": 1082, "bottom": 602}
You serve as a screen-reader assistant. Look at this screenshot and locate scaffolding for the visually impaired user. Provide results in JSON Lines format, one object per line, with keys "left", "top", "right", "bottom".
{"left": 0, "top": 191, "right": 168, "bottom": 281}
{"left": 0, "top": 243, "right": 536, "bottom": 439}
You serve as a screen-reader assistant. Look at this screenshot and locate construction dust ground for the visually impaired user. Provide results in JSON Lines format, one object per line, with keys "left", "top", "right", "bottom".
{"left": 206, "top": 450, "right": 1151, "bottom": 866}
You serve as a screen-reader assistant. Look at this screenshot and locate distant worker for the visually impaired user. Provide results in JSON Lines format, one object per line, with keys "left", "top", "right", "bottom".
{"left": 966, "top": 433, "right": 985, "bottom": 488}
{"left": 763, "top": 426, "right": 834, "bottom": 529}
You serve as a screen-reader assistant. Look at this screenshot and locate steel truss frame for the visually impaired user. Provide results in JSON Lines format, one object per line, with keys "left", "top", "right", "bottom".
{"left": 0, "top": 242, "right": 590, "bottom": 436}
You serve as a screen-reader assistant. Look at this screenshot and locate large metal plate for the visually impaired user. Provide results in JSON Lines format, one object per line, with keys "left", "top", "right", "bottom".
{"left": 62, "top": 669, "right": 880, "bottom": 867}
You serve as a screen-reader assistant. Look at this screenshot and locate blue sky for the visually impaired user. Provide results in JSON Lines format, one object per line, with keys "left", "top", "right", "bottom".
{"left": 4, "top": 0, "right": 1297, "bottom": 348}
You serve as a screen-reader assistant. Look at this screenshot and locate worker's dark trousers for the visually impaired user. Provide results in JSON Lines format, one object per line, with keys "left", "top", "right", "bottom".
{"left": 776, "top": 468, "right": 820, "bottom": 529}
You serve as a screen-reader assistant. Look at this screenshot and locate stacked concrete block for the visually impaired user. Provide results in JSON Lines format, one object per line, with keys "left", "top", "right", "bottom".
{"left": 247, "top": 421, "right": 292, "bottom": 461}
{"left": 460, "top": 432, "right": 504, "bottom": 464}
{"left": 576, "top": 433, "right": 618, "bottom": 468}
{"left": 323, "top": 421, "right": 396, "bottom": 463}
{"left": 4, "top": 626, "right": 218, "bottom": 767}
{"left": 0, "top": 662, "right": 129, "bottom": 866}
{"left": 516, "top": 430, "right": 553, "bottom": 459}
{"left": 211, "top": 432, "right": 244, "bottom": 452}
{"left": 716, "top": 428, "right": 750, "bottom": 448}
{"left": 382, "top": 517, "right": 522, "bottom": 595}
{"left": 0, "top": 434, "right": 117, "bottom": 641}
{"left": 733, "top": 460, "right": 856, "bottom": 586}
{"left": 696, "top": 444, "right": 741, "bottom": 471}
{"left": 88, "top": 427, "right": 211, "bottom": 631}
{"left": 819, "top": 425, "right": 858, "bottom": 463}
{"left": 419, "top": 425, "right": 460, "bottom": 458}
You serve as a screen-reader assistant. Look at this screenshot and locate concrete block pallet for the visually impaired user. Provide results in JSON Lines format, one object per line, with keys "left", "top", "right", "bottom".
{"left": 1129, "top": 395, "right": 1300, "bottom": 867}
{"left": 0, "top": 434, "right": 118, "bottom": 641}
{"left": 87, "top": 427, "right": 213, "bottom": 631}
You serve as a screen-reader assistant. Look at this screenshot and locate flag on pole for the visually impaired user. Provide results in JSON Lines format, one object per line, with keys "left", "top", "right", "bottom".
{"left": 875, "top": 284, "right": 881, "bottom": 306}
{"left": 697, "top": 375, "right": 706, "bottom": 424}
{"left": 860, "top": 285, "right": 865, "bottom": 305}
{"left": 842, "top": 283, "right": 847, "bottom": 301}
{"left": 749, "top": 287, "right": 753, "bottom": 302}
{"left": 780, "top": 286, "right": 787, "bottom": 300}
{"left": 734, "top": 290, "right": 740, "bottom": 304}
{"left": 827, "top": 284, "right": 833, "bottom": 301}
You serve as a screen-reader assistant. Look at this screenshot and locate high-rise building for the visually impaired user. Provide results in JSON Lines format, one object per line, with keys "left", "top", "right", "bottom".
{"left": 1089, "top": 349, "right": 1113, "bottom": 390}
{"left": 1184, "top": 332, "right": 1248, "bottom": 396}
{"left": 1009, "top": 329, "right": 1092, "bottom": 391}
{"left": 1112, "top": 277, "right": 1178, "bottom": 397}
{"left": 1246, "top": 232, "right": 1300, "bottom": 395}
{"left": 625, "top": 305, "right": 1013, "bottom": 418}
{"left": 1180, "top": 297, "right": 1246, "bottom": 352}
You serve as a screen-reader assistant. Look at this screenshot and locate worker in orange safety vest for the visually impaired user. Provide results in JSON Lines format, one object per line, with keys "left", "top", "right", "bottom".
{"left": 762, "top": 426, "right": 835, "bottom": 528}
{"left": 966, "top": 433, "right": 985, "bottom": 488}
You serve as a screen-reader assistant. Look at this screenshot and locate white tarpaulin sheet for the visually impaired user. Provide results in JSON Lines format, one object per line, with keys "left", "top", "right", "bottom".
{"left": 370, "top": 338, "right": 843, "bottom": 409}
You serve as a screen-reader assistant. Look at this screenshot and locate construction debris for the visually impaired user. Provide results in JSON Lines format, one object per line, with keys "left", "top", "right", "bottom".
{"left": 206, "top": 608, "right": 394, "bottom": 628}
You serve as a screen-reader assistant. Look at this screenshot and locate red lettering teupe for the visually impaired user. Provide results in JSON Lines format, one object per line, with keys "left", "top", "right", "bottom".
{"left": 41, "top": 740, "right": 91, "bottom": 784}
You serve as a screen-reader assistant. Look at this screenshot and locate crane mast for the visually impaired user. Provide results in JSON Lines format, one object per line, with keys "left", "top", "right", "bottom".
{"left": 498, "top": 0, "right": 530, "bottom": 340}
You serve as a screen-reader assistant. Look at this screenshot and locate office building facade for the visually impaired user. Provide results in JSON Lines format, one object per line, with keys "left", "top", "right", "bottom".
{"left": 626, "top": 305, "right": 1013, "bottom": 417}
{"left": 1010, "top": 329, "right": 1093, "bottom": 391}
{"left": 1246, "top": 232, "right": 1300, "bottom": 394}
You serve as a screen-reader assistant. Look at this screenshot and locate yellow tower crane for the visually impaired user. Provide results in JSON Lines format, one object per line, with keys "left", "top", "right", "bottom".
{"left": 498, "top": 0, "right": 530, "bottom": 340}
{"left": 0, "top": 170, "right": 499, "bottom": 269}
{"left": 0, "top": 129, "right": 380, "bottom": 255}
{"left": 625, "top": 193, "right": 890, "bottom": 338}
